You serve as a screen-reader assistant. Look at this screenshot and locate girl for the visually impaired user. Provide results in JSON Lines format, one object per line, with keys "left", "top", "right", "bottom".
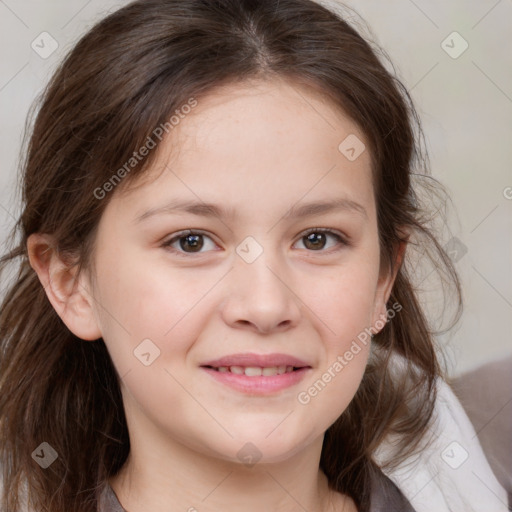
{"left": 0, "top": 1, "right": 507, "bottom": 511}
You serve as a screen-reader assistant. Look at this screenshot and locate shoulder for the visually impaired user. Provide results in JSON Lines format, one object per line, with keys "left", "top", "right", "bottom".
{"left": 450, "top": 354, "right": 512, "bottom": 505}
{"left": 372, "top": 368, "right": 510, "bottom": 511}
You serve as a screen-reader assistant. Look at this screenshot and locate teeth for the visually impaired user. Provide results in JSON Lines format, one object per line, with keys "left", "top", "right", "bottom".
{"left": 214, "top": 365, "right": 298, "bottom": 376}
{"left": 244, "top": 366, "right": 262, "bottom": 377}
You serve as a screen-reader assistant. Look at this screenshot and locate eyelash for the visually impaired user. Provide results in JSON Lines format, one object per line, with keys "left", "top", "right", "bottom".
{"left": 161, "top": 228, "right": 348, "bottom": 257}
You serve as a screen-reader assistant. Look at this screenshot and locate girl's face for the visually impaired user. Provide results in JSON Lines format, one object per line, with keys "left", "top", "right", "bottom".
{"left": 83, "top": 78, "right": 398, "bottom": 464}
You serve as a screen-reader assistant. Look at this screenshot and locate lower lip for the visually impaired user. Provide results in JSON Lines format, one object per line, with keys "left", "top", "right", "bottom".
{"left": 201, "top": 367, "right": 310, "bottom": 394}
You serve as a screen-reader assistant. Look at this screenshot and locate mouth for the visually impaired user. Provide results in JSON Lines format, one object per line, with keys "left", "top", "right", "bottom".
{"left": 202, "top": 365, "right": 304, "bottom": 376}
{"left": 200, "top": 353, "right": 312, "bottom": 394}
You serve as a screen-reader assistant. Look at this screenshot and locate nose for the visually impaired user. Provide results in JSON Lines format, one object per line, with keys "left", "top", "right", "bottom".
{"left": 221, "top": 249, "right": 302, "bottom": 335}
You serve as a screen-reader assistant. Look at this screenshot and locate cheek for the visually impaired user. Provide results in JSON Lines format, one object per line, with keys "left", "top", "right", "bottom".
{"left": 92, "top": 249, "right": 222, "bottom": 370}
{"left": 310, "top": 259, "right": 380, "bottom": 346}
{"left": 297, "top": 259, "right": 377, "bottom": 417}
{"left": 303, "top": 343, "right": 370, "bottom": 436}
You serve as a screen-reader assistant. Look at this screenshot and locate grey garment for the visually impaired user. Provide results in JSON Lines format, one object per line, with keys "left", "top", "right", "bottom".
{"left": 97, "top": 484, "right": 126, "bottom": 512}
{"left": 369, "top": 467, "right": 417, "bottom": 512}
{"left": 96, "top": 468, "right": 416, "bottom": 512}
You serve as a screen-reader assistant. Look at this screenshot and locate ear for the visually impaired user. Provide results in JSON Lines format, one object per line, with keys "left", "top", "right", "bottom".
{"left": 27, "top": 233, "right": 102, "bottom": 341}
{"left": 371, "top": 233, "right": 408, "bottom": 332}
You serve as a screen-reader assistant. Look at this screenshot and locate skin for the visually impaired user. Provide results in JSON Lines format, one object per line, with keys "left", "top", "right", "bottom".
{"left": 28, "top": 77, "right": 404, "bottom": 512}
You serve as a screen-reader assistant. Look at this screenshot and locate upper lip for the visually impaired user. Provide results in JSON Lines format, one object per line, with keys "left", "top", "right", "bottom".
{"left": 201, "top": 353, "right": 311, "bottom": 368}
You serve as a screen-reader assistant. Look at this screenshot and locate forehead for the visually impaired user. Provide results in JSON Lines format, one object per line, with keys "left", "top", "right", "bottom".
{"left": 112, "top": 77, "right": 375, "bottom": 222}
{"left": 172, "top": 77, "right": 362, "bottom": 156}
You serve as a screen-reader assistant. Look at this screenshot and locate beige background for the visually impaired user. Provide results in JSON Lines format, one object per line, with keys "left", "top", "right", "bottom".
{"left": 0, "top": 0, "right": 511, "bottom": 376}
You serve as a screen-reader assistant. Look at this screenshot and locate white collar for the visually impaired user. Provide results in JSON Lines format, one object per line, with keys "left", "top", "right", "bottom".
{"left": 373, "top": 367, "right": 508, "bottom": 511}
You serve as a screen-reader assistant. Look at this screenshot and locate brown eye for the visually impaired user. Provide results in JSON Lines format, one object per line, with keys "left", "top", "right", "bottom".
{"left": 178, "top": 233, "right": 204, "bottom": 252}
{"left": 295, "top": 229, "right": 347, "bottom": 252}
{"left": 304, "top": 232, "right": 327, "bottom": 250}
{"left": 162, "top": 230, "right": 217, "bottom": 255}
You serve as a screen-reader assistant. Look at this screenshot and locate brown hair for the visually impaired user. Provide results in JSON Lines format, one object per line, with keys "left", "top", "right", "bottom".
{"left": 0, "top": 0, "right": 462, "bottom": 510}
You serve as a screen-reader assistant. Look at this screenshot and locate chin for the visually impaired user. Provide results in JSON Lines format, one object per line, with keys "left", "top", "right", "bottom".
{"left": 215, "top": 430, "right": 319, "bottom": 467}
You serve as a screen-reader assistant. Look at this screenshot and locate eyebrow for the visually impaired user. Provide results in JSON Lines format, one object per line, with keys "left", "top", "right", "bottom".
{"left": 134, "top": 197, "right": 367, "bottom": 223}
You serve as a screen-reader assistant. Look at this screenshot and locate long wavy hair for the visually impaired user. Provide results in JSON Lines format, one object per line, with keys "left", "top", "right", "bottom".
{"left": 0, "top": 0, "right": 462, "bottom": 510}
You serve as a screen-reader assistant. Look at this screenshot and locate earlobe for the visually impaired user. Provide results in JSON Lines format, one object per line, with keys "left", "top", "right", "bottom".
{"left": 26, "top": 233, "right": 102, "bottom": 341}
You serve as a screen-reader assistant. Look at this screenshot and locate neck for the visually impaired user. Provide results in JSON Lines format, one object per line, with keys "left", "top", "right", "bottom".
{"left": 109, "top": 424, "right": 350, "bottom": 512}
